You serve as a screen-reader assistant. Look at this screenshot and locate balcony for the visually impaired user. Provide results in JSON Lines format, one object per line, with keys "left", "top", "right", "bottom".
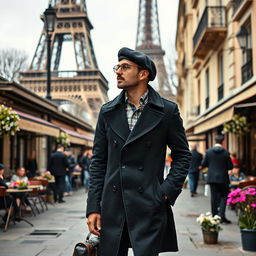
{"left": 218, "top": 83, "right": 224, "bottom": 101}
{"left": 193, "top": 6, "right": 227, "bottom": 59}
{"left": 241, "top": 60, "right": 253, "bottom": 84}
{"left": 192, "top": 57, "right": 202, "bottom": 69}
{"left": 233, "top": 0, "right": 252, "bottom": 21}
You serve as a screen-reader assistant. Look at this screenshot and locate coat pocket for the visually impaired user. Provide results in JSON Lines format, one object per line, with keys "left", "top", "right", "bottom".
{"left": 154, "top": 179, "right": 165, "bottom": 207}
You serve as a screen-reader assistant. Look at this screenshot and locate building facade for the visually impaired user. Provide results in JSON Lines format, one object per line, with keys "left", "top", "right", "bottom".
{"left": 176, "top": 0, "right": 256, "bottom": 173}
{"left": 0, "top": 77, "right": 94, "bottom": 176}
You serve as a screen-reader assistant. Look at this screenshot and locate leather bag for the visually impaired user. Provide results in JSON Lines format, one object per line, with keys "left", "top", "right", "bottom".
{"left": 73, "top": 233, "right": 100, "bottom": 256}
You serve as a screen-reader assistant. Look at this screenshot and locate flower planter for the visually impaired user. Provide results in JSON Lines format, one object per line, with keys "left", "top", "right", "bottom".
{"left": 240, "top": 229, "right": 256, "bottom": 252}
{"left": 202, "top": 230, "right": 218, "bottom": 244}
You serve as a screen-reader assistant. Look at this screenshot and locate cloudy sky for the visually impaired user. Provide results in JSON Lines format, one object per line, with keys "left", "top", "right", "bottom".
{"left": 0, "top": 0, "right": 179, "bottom": 99}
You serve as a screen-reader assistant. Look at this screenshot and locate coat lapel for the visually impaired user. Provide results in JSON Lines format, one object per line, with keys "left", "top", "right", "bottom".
{"left": 124, "top": 105, "right": 164, "bottom": 147}
{"left": 124, "top": 86, "right": 164, "bottom": 147}
{"left": 103, "top": 92, "right": 130, "bottom": 142}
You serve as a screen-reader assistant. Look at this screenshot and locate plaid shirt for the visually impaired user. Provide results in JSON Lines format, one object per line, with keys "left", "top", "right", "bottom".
{"left": 125, "top": 90, "right": 149, "bottom": 131}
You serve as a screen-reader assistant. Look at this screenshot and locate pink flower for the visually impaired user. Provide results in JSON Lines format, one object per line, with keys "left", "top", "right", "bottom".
{"left": 238, "top": 194, "right": 246, "bottom": 202}
{"left": 227, "top": 198, "right": 233, "bottom": 205}
{"left": 251, "top": 204, "right": 256, "bottom": 208}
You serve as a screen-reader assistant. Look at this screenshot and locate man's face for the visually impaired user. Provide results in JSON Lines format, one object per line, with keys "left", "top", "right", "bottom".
{"left": 115, "top": 59, "right": 142, "bottom": 89}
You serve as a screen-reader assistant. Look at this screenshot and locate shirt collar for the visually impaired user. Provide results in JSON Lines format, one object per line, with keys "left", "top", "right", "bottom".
{"left": 125, "top": 89, "right": 149, "bottom": 106}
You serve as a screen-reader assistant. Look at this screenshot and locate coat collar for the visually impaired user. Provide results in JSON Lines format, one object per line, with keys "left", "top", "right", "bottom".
{"left": 102, "top": 85, "right": 165, "bottom": 144}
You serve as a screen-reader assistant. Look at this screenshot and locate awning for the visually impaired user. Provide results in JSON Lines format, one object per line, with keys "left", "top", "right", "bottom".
{"left": 193, "top": 107, "right": 234, "bottom": 134}
{"left": 60, "top": 127, "right": 93, "bottom": 146}
{"left": 16, "top": 110, "right": 59, "bottom": 137}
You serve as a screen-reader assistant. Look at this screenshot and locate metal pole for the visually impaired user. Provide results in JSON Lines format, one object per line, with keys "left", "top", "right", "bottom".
{"left": 46, "top": 33, "right": 52, "bottom": 100}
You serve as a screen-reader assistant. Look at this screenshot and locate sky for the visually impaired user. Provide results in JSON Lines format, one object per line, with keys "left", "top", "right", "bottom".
{"left": 0, "top": 0, "right": 179, "bottom": 100}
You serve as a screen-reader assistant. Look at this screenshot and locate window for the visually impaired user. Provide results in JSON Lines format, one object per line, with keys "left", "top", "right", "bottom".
{"left": 218, "top": 52, "right": 224, "bottom": 100}
{"left": 205, "top": 68, "right": 210, "bottom": 109}
{"left": 197, "top": 79, "right": 201, "bottom": 115}
{"left": 241, "top": 18, "right": 253, "bottom": 84}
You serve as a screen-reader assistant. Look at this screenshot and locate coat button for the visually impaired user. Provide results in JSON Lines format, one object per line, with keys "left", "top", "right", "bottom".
{"left": 137, "top": 186, "right": 144, "bottom": 193}
{"left": 146, "top": 140, "right": 152, "bottom": 147}
{"left": 138, "top": 166, "right": 144, "bottom": 171}
{"left": 112, "top": 185, "right": 117, "bottom": 192}
{"left": 113, "top": 140, "right": 118, "bottom": 147}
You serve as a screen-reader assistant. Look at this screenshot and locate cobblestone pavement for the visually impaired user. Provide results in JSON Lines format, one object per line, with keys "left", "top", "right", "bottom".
{"left": 0, "top": 185, "right": 255, "bottom": 256}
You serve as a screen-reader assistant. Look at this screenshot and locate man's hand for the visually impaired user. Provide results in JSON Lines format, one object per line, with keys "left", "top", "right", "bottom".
{"left": 87, "top": 213, "right": 101, "bottom": 236}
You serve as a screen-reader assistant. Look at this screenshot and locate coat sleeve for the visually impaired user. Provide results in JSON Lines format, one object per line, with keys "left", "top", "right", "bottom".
{"left": 161, "top": 104, "right": 191, "bottom": 205}
{"left": 86, "top": 108, "right": 108, "bottom": 217}
{"left": 201, "top": 152, "right": 208, "bottom": 168}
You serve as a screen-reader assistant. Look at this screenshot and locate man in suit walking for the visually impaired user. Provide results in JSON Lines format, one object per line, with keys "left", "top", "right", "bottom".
{"left": 201, "top": 135, "right": 233, "bottom": 223}
{"left": 188, "top": 144, "right": 202, "bottom": 197}
{"left": 48, "top": 144, "right": 69, "bottom": 203}
{"left": 86, "top": 47, "right": 191, "bottom": 256}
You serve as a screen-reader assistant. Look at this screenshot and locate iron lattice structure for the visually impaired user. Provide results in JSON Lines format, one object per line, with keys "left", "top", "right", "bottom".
{"left": 136, "top": 0, "right": 175, "bottom": 101}
{"left": 21, "top": 0, "right": 108, "bottom": 124}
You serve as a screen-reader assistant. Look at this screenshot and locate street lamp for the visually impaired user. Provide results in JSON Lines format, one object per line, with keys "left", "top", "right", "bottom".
{"left": 236, "top": 26, "right": 248, "bottom": 51}
{"left": 44, "top": 4, "right": 56, "bottom": 100}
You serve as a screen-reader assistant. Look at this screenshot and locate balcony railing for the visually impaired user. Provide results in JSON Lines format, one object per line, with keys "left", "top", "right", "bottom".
{"left": 218, "top": 83, "right": 224, "bottom": 101}
{"left": 233, "top": 0, "right": 244, "bottom": 13}
{"left": 193, "top": 6, "right": 226, "bottom": 49}
{"left": 205, "top": 96, "right": 209, "bottom": 109}
{"left": 241, "top": 60, "right": 253, "bottom": 84}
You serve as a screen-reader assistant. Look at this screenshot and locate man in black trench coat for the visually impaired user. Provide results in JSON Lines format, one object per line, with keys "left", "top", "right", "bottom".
{"left": 86, "top": 47, "right": 191, "bottom": 256}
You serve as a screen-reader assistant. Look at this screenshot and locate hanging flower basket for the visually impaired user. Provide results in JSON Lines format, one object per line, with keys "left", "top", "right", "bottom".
{"left": 0, "top": 104, "right": 20, "bottom": 136}
{"left": 223, "top": 114, "right": 250, "bottom": 135}
{"left": 55, "top": 131, "right": 70, "bottom": 147}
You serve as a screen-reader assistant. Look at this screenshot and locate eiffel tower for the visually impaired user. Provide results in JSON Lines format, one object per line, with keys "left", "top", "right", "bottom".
{"left": 20, "top": 0, "right": 108, "bottom": 125}
{"left": 136, "top": 0, "right": 175, "bottom": 101}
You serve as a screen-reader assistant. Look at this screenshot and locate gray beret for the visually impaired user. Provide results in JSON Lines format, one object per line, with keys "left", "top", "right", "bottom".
{"left": 118, "top": 47, "right": 157, "bottom": 81}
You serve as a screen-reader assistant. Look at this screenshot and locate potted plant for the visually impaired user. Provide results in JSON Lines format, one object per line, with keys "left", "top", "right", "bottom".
{"left": 197, "top": 212, "right": 222, "bottom": 244}
{"left": 227, "top": 187, "right": 256, "bottom": 251}
{"left": 11, "top": 180, "right": 30, "bottom": 190}
{"left": 42, "top": 171, "right": 54, "bottom": 181}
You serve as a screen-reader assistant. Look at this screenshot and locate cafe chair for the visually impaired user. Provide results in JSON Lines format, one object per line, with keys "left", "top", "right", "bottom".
{"left": 0, "top": 186, "right": 14, "bottom": 232}
{"left": 27, "top": 180, "right": 45, "bottom": 214}
{"left": 238, "top": 180, "right": 256, "bottom": 189}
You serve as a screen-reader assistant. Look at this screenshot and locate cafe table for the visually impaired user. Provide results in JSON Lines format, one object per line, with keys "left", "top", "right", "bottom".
{"left": 4, "top": 188, "right": 33, "bottom": 231}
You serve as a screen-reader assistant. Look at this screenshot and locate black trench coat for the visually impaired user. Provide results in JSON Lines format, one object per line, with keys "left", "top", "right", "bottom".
{"left": 86, "top": 86, "right": 191, "bottom": 256}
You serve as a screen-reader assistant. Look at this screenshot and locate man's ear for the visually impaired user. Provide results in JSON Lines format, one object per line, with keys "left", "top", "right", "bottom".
{"left": 139, "top": 70, "right": 149, "bottom": 81}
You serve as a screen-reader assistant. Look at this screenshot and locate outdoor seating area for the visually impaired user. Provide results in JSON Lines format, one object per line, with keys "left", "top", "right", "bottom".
{"left": 0, "top": 174, "right": 85, "bottom": 232}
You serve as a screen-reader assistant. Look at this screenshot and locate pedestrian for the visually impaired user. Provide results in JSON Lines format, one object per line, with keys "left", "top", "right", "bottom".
{"left": 86, "top": 47, "right": 191, "bottom": 256}
{"left": 64, "top": 148, "right": 76, "bottom": 196}
{"left": 26, "top": 151, "right": 39, "bottom": 178}
{"left": 201, "top": 134, "right": 233, "bottom": 224}
{"left": 78, "top": 147, "right": 87, "bottom": 186}
{"left": 188, "top": 144, "right": 202, "bottom": 197}
{"left": 230, "top": 152, "right": 240, "bottom": 166}
{"left": 80, "top": 149, "right": 92, "bottom": 193}
{"left": 48, "top": 144, "right": 69, "bottom": 203}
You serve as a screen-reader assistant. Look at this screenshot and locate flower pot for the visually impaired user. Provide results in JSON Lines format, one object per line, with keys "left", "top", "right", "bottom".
{"left": 202, "top": 230, "right": 218, "bottom": 244}
{"left": 240, "top": 229, "right": 256, "bottom": 252}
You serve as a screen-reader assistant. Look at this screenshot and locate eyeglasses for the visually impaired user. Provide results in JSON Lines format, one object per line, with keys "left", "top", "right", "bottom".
{"left": 113, "top": 64, "right": 141, "bottom": 73}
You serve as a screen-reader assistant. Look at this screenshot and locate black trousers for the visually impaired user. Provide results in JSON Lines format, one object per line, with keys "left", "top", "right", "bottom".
{"left": 117, "top": 221, "right": 131, "bottom": 256}
{"left": 209, "top": 183, "right": 229, "bottom": 218}
{"left": 54, "top": 175, "right": 66, "bottom": 202}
